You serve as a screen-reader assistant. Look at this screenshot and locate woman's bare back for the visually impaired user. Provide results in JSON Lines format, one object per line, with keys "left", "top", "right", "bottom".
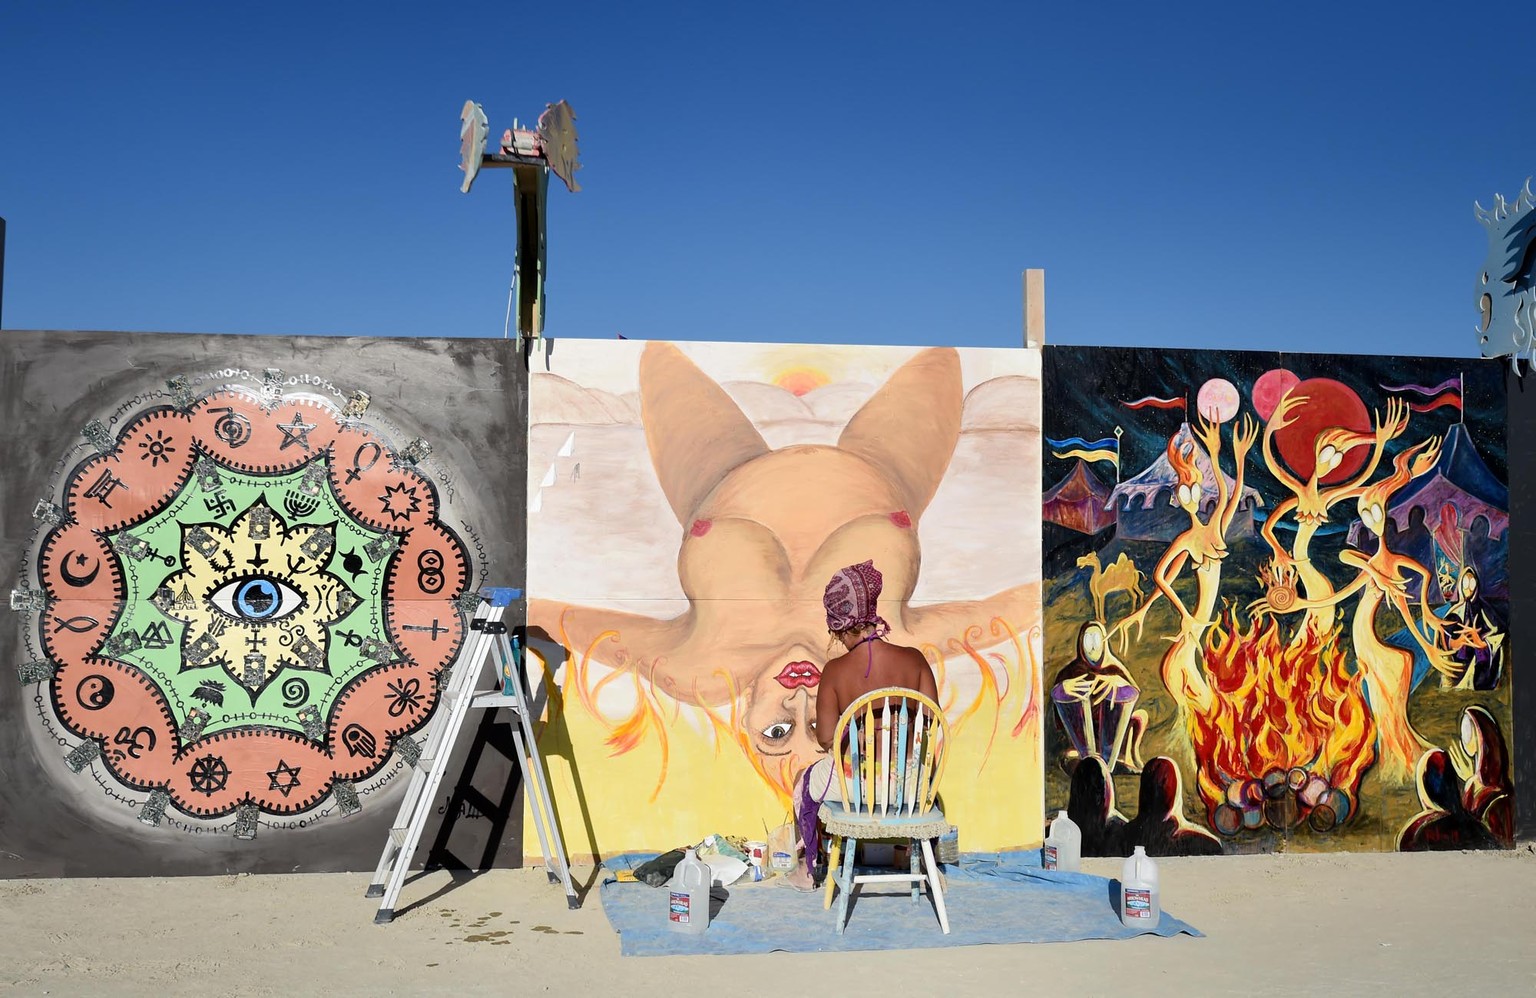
{"left": 816, "top": 639, "right": 939, "bottom": 749}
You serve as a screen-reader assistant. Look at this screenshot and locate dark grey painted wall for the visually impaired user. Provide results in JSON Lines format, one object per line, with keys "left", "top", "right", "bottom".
{"left": 0, "top": 330, "right": 529, "bottom": 877}
{"left": 1505, "top": 367, "right": 1535, "bottom": 841}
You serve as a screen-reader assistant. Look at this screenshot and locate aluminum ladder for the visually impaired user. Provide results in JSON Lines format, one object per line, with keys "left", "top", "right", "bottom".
{"left": 366, "top": 587, "right": 578, "bottom": 922}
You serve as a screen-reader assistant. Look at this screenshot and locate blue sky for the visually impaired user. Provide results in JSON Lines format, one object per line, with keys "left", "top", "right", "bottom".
{"left": 2, "top": 2, "right": 1531, "bottom": 358}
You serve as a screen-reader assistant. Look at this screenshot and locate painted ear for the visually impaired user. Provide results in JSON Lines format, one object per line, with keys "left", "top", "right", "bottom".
{"left": 837, "top": 347, "right": 963, "bottom": 518}
{"left": 640, "top": 342, "right": 769, "bottom": 522}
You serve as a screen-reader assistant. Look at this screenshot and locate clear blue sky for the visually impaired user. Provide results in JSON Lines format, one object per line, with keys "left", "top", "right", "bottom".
{"left": 3, "top": 2, "right": 1531, "bottom": 358}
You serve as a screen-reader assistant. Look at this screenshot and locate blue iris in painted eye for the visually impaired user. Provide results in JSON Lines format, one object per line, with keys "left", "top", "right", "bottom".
{"left": 210, "top": 575, "right": 304, "bottom": 623}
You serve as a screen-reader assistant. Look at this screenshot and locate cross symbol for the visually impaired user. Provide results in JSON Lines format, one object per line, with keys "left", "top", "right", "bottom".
{"left": 245, "top": 630, "right": 266, "bottom": 654}
{"left": 403, "top": 619, "right": 447, "bottom": 640}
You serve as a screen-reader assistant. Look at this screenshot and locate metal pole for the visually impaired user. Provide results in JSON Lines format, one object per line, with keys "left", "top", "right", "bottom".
{"left": 0, "top": 216, "right": 7, "bottom": 329}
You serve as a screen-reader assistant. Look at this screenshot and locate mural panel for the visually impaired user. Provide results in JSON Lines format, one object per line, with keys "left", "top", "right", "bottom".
{"left": 1, "top": 331, "right": 523, "bottom": 877}
{"left": 1042, "top": 346, "right": 1514, "bottom": 855}
{"left": 527, "top": 340, "right": 1043, "bottom": 857}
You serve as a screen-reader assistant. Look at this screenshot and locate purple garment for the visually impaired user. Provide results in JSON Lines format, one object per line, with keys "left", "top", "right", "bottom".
{"left": 797, "top": 767, "right": 821, "bottom": 875}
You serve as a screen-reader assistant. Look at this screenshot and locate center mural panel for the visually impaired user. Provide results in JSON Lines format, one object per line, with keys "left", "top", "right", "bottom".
{"left": 527, "top": 340, "right": 1043, "bottom": 857}
{"left": 1042, "top": 346, "right": 1514, "bottom": 855}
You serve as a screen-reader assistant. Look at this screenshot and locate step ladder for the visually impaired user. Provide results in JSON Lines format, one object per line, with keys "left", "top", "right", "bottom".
{"left": 366, "top": 587, "right": 579, "bottom": 923}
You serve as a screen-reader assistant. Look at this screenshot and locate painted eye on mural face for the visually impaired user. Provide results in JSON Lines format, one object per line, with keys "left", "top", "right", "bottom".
{"left": 1176, "top": 485, "right": 1193, "bottom": 507}
{"left": 209, "top": 576, "right": 305, "bottom": 624}
{"left": 760, "top": 721, "right": 793, "bottom": 742}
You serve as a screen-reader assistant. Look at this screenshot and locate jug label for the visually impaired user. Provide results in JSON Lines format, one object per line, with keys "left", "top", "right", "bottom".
{"left": 1124, "top": 888, "right": 1152, "bottom": 919}
{"left": 1044, "top": 845, "right": 1057, "bottom": 870}
{"left": 669, "top": 890, "right": 691, "bottom": 923}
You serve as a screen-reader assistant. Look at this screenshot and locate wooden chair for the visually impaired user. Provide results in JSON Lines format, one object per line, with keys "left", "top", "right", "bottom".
{"left": 818, "top": 687, "right": 950, "bottom": 934}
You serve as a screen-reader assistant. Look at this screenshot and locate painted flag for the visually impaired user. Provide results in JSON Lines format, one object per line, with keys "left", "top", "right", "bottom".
{"left": 1380, "top": 377, "right": 1463, "bottom": 413}
{"left": 1122, "top": 395, "right": 1185, "bottom": 411}
{"left": 1047, "top": 435, "right": 1119, "bottom": 467}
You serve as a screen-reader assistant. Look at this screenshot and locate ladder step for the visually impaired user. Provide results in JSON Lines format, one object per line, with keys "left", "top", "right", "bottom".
{"left": 470, "top": 691, "right": 527, "bottom": 710}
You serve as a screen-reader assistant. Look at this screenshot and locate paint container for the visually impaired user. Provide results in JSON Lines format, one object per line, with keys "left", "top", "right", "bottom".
{"left": 746, "top": 841, "right": 768, "bottom": 881}
{"left": 666, "top": 848, "right": 710, "bottom": 934}
{"left": 1120, "top": 846, "right": 1160, "bottom": 929}
{"left": 1043, "top": 810, "right": 1081, "bottom": 872}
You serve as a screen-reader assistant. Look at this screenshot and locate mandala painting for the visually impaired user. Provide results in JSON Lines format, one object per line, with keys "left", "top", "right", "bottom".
{"left": 23, "top": 383, "right": 471, "bottom": 831}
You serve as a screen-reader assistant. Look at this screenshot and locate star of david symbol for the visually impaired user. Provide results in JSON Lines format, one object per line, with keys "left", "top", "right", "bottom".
{"left": 277, "top": 412, "right": 317, "bottom": 451}
{"left": 266, "top": 759, "right": 302, "bottom": 797}
{"left": 378, "top": 482, "right": 421, "bottom": 522}
{"left": 187, "top": 754, "right": 231, "bottom": 796}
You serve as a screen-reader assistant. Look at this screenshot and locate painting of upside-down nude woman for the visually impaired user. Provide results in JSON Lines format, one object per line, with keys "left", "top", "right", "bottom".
{"left": 526, "top": 340, "right": 1042, "bottom": 857}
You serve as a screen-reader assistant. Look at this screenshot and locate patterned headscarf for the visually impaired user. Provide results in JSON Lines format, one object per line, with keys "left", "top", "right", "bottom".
{"left": 823, "top": 560, "right": 890, "bottom": 637}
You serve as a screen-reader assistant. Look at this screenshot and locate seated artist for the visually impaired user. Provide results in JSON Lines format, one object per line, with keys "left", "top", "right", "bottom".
{"left": 786, "top": 560, "right": 939, "bottom": 891}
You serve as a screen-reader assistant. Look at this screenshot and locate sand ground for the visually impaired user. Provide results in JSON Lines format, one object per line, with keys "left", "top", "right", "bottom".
{"left": 2, "top": 848, "right": 1533, "bottom": 997}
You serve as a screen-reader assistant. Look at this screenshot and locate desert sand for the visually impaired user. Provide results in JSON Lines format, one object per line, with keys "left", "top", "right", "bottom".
{"left": 2, "top": 848, "right": 1533, "bottom": 997}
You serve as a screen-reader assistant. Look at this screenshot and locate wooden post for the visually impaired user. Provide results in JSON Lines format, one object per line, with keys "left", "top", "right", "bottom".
{"left": 1023, "top": 268, "right": 1045, "bottom": 348}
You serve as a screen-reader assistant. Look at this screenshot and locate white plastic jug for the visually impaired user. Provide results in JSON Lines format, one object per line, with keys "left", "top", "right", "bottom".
{"left": 666, "top": 848, "right": 710, "bottom": 934}
{"left": 1120, "top": 845, "right": 1160, "bottom": 928}
{"left": 1043, "top": 810, "right": 1082, "bottom": 872}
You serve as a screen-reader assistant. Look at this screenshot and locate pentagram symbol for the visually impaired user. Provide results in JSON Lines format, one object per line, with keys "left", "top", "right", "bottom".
{"left": 266, "top": 760, "right": 302, "bottom": 797}
{"left": 378, "top": 482, "right": 420, "bottom": 522}
{"left": 208, "top": 407, "right": 252, "bottom": 448}
{"left": 138, "top": 428, "right": 177, "bottom": 467}
{"left": 187, "top": 754, "right": 231, "bottom": 796}
{"left": 277, "top": 412, "right": 317, "bottom": 451}
{"left": 386, "top": 677, "right": 424, "bottom": 717}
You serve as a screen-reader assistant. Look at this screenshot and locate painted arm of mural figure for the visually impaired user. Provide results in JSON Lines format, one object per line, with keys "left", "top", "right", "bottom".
{"left": 1321, "top": 399, "right": 1411, "bottom": 512}
{"left": 1221, "top": 414, "right": 1259, "bottom": 538}
{"left": 1249, "top": 572, "right": 1367, "bottom": 620}
{"left": 1111, "top": 546, "right": 1193, "bottom": 649}
{"left": 1195, "top": 414, "right": 1228, "bottom": 527}
{"left": 1260, "top": 393, "right": 1310, "bottom": 564}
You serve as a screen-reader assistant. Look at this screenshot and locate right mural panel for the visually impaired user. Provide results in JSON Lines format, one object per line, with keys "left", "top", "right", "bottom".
{"left": 1042, "top": 346, "right": 1513, "bottom": 854}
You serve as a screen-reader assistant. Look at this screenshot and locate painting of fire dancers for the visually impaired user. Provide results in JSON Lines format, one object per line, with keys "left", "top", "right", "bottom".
{"left": 1043, "top": 346, "right": 1513, "bottom": 854}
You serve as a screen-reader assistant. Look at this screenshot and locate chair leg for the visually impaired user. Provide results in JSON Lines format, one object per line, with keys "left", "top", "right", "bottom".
{"left": 823, "top": 837, "right": 841, "bottom": 911}
{"left": 909, "top": 840, "right": 921, "bottom": 901}
{"left": 834, "top": 836, "right": 858, "bottom": 935}
{"left": 920, "top": 837, "right": 951, "bottom": 935}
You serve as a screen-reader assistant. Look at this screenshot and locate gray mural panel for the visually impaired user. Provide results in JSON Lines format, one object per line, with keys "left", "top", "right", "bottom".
{"left": 0, "top": 330, "right": 528, "bottom": 877}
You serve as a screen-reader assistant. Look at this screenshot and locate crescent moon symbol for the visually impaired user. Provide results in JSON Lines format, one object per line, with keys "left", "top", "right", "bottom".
{"left": 60, "top": 550, "right": 101, "bottom": 588}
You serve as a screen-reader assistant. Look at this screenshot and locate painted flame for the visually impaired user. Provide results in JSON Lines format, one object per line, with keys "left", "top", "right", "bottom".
{"left": 1188, "top": 610, "right": 1377, "bottom": 820}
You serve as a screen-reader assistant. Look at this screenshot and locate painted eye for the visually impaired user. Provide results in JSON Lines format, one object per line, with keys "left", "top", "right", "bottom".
{"left": 209, "top": 575, "right": 305, "bottom": 623}
{"left": 1461, "top": 714, "right": 1478, "bottom": 755}
{"left": 1319, "top": 445, "right": 1337, "bottom": 465}
{"left": 1369, "top": 504, "right": 1384, "bottom": 525}
{"left": 1177, "top": 485, "right": 1193, "bottom": 506}
{"left": 760, "top": 721, "right": 793, "bottom": 741}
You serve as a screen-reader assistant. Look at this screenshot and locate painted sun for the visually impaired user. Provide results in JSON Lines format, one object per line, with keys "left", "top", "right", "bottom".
{"left": 773, "top": 366, "right": 830, "bottom": 397}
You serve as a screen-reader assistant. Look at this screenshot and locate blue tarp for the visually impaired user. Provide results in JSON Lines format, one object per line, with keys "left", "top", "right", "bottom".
{"left": 599, "top": 851, "right": 1202, "bottom": 957}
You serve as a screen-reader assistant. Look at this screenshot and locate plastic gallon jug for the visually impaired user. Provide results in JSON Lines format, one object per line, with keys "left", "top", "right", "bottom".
{"left": 1043, "top": 810, "right": 1081, "bottom": 872}
{"left": 666, "top": 848, "right": 710, "bottom": 934}
{"left": 1120, "top": 845, "right": 1160, "bottom": 928}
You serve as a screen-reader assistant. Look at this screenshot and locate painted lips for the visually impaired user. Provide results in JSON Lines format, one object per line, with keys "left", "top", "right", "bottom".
{"left": 776, "top": 661, "right": 821, "bottom": 689}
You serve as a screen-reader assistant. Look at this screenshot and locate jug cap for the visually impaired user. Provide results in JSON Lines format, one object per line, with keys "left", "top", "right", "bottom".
{"left": 1132, "top": 845, "right": 1147, "bottom": 855}
{"left": 1057, "top": 810, "right": 1068, "bottom": 819}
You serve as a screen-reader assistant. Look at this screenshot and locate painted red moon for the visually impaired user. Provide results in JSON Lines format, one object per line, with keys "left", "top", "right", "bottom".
{"left": 1271, "top": 378, "right": 1371, "bottom": 484}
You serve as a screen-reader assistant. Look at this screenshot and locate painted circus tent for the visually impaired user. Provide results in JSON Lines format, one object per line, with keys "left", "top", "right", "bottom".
{"left": 525, "top": 340, "right": 1044, "bottom": 858}
{"left": 1042, "top": 346, "right": 1514, "bottom": 856}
